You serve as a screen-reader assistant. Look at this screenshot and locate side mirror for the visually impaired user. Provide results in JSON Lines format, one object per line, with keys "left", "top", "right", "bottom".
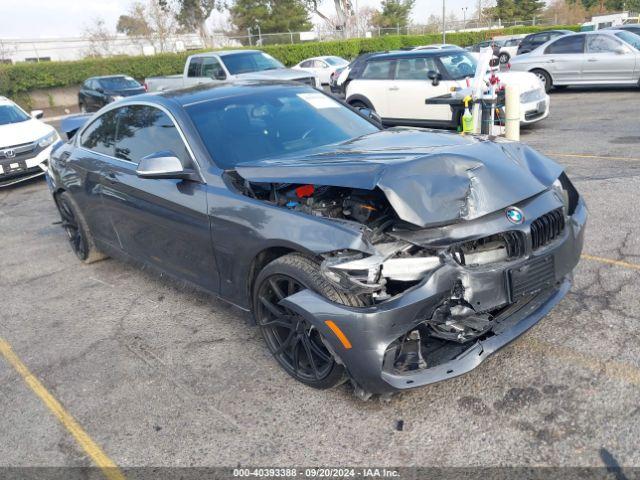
{"left": 136, "top": 151, "right": 200, "bottom": 181}
{"left": 31, "top": 110, "right": 44, "bottom": 119}
{"left": 96, "top": 87, "right": 104, "bottom": 94}
{"left": 614, "top": 45, "right": 628, "bottom": 54}
{"left": 358, "top": 107, "right": 383, "bottom": 126}
{"left": 427, "top": 70, "right": 442, "bottom": 86}
{"left": 213, "top": 69, "right": 227, "bottom": 80}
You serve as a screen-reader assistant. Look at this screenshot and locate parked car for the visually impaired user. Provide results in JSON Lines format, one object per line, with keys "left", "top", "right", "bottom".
{"left": 292, "top": 56, "right": 349, "bottom": 85}
{"left": 510, "top": 30, "right": 640, "bottom": 92}
{"left": 47, "top": 81, "right": 586, "bottom": 398}
{"left": 145, "top": 50, "right": 319, "bottom": 92}
{"left": 0, "top": 96, "right": 58, "bottom": 187}
{"left": 78, "top": 75, "right": 145, "bottom": 113}
{"left": 605, "top": 24, "right": 640, "bottom": 36}
{"left": 466, "top": 39, "right": 504, "bottom": 57}
{"left": 497, "top": 35, "right": 526, "bottom": 64}
{"left": 345, "top": 49, "right": 550, "bottom": 128}
{"left": 517, "top": 30, "right": 574, "bottom": 55}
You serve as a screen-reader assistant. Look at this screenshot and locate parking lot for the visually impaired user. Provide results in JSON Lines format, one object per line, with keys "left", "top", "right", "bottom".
{"left": 1, "top": 88, "right": 639, "bottom": 472}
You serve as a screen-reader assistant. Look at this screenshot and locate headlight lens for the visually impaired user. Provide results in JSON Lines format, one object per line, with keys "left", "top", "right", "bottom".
{"left": 38, "top": 131, "right": 58, "bottom": 148}
{"left": 520, "top": 88, "right": 545, "bottom": 103}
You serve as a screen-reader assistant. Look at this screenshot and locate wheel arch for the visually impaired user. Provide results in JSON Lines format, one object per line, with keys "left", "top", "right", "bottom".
{"left": 246, "top": 244, "right": 320, "bottom": 319}
{"left": 346, "top": 94, "right": 375, "bottom": 111}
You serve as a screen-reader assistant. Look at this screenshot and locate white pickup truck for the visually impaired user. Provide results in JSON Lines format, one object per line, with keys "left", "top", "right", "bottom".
{"left": 145, "top": 50, "right": 320, "bottom": 92}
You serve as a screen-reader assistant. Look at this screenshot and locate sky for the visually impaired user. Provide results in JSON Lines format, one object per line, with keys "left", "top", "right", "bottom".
{"left": 0, "top": 0, "right": 485, "bottom": 39}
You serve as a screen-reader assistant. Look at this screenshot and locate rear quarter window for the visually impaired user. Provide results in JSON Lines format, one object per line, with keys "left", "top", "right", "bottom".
{"left": 361, "top": 60, "right": 394, "bottom": 80}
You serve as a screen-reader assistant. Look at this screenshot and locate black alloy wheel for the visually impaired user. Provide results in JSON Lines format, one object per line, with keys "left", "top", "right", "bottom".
{"left": 56, "top": 195, "right": 89, "bottom": 261}
{"left": 256, "top": 274, "right": 337, "bottom": 385}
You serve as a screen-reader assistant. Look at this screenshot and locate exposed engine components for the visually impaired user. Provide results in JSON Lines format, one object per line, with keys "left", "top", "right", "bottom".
{"left": 320, "top": 243, "right": 442, "bottom": 300}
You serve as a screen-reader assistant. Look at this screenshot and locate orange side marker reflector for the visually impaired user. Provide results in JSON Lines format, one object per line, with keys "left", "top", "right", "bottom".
{"left": 325, "top": 320, "right": 352, "bottom": 349}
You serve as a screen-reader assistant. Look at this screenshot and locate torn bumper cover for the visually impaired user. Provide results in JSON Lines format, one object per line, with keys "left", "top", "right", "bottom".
{"left": 280, "top": 199, "right": 586, "bottom": 395}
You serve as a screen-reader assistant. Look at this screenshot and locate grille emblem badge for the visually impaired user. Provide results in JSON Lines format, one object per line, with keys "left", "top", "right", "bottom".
{"left": 506, "top": 207, "right": 524, "bottom": 224}
{"left": 3, "top": 148, "right": 16, "bottom": 158}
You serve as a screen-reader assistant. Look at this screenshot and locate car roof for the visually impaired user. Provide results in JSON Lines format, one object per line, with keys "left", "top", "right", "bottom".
{"left": 141, "top": 80, "right": 319, "bottom": 109}
{"left": 87, "top": 75, "right": 133, "bottom": 81}
{"left": 367, "top": 49, "right": 465, "bottom": 61}
{"left": 190, "top": 50, "right": 262, "bottom": 58}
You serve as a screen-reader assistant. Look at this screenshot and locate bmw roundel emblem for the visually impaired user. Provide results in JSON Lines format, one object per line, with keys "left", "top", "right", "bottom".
{"left": 505, "top": 207, "right": 524, "bottom": 224}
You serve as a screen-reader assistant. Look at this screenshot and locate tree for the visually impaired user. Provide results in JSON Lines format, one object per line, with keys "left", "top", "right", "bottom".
{"left": 83, "top": 18, "right": 114, "bottom": 57}
{"left": 159, "top": 0, "right": 216, "bottom": 37}
{"left": 544, "top": 0, "right": 588, "bottom": 24}
{"left": 230, "top": 0, "right": 311, "bottom": 34}
{"left": 515, "top": 0, "right": 545, "bottom": 19}
{"left": 117, "top": 1, "right": 180, "bottom": 53}
{"left": 304, "top": 0, "right": 353, "bottom": 32}
{"left": 371, "top": 0, "right": 416, "bottom": 28}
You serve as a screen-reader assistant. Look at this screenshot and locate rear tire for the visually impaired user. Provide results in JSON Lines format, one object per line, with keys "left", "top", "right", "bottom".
{"left": 55, "top": 192, "right": 107, "bottom": 264}
{"left": 253, "top": 253, "right": 365, "bottom": 389}
{"left": 531, "top": 69, "right": 552, "bottom": 93}
{"left": 499, "top": 52, "right": 510, "bottom": 64}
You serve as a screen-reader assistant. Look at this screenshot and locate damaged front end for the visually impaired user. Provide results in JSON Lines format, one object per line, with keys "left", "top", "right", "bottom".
{"left": 229, "top": 131, "right": 586, "bottom": 396}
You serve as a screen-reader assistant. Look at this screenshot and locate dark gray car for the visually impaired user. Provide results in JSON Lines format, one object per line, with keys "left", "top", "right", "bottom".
{"left": 47, "top": 81, "right": 586, "bottom": 398}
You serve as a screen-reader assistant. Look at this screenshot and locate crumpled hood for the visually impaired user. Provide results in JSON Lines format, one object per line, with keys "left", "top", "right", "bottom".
{"left": 234, "top": 128, "right": 563, "bottom": 227}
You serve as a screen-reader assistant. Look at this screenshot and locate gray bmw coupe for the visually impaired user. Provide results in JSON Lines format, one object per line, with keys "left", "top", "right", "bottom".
{"left": 48, "top": 81, "right": 586, "bottom": 398}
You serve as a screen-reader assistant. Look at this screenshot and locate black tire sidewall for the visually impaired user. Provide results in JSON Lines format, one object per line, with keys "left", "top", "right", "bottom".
{"left": 252, "top": 255, "right": 347, "bottom": 390}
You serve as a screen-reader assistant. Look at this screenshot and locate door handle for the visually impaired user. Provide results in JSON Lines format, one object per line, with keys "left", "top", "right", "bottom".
{"left": 548, "top": 59, "right": 555, "bottom": 63}
{"left": 105, "top": 172, "right": 117, "bottom": 183}
{"left": 587, "top": 58, "right": 597, "bottom": 62}
{"left": 388, "top": 86, "right": 399, "bottom": 91}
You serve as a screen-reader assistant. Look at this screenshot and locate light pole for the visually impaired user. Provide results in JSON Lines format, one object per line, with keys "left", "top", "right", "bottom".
{"left": 442, "top": 0, "right": 446, "bottom": 43}
{"left": 254, "top": 19, "right": 262, "bottom": 46}
{"left": 462, "top": 7, "right": 468, "bottom": 29}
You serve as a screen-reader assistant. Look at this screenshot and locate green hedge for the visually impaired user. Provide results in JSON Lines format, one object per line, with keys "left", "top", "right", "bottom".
{"left": 0, "top": 24, "right": 579, "bottom": 98}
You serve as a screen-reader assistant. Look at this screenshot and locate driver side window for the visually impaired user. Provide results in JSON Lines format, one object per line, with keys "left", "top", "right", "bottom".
{"left": 113, "top": 105, "right": 191, "bottom": 166}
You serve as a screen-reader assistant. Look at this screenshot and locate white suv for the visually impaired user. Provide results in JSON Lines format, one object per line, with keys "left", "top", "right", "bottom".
{"left": 345, "top": 50, "right": 549, "bottom": 129}
{"left": 0, "top": 97, "right": 59, "bottom": 187}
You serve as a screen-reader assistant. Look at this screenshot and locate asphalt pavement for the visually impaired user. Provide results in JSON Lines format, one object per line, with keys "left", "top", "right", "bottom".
{"left": 0, "top": 87, "right": 639, "bottom": 472}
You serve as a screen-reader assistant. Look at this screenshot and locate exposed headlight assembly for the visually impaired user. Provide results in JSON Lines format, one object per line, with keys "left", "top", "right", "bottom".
{"left": 551, "top": 172, "right": 579, "bottom": 216}
{"left": 321, "top": 243, "right": 442, "bottom": 295}
{"left": 520, "top": 88, "right": 544, "bottom": 103}
{"left": 38, "top": 131, "right": 59, "bottom": 148}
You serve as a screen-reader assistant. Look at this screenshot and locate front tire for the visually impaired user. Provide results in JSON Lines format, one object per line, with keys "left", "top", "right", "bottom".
{"left": 253, "top": 253, "right": 365, "bottom": 389}
{"left": 531, "top": 69, "right": 552, "bottom": 93}
{"left": 55, "top": 192, "right": 106, "bottom": 264}
{"left": 499, "top": 52, "right": 510, "bottom": 64}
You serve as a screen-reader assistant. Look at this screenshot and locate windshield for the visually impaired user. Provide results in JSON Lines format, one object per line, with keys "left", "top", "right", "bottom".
{"left": 0, "top": 104, "right": 30, "bottom": 126}
{"left": 99, "top": 76, "right": 141, "bottom": 90}
{"left": 616, "top": 31, "right": 640, "bottom": 50}
{"left": 325, "top": 56, "right": 348, "bottom": 66}
{"left": 186, "top": 86, "right": 379, "bottom": 169}
{"left": 222, "top": 52, "right": 285, "bottom": 75}
{"left": 437, "top": 51, "right": 477, "bottom": 80}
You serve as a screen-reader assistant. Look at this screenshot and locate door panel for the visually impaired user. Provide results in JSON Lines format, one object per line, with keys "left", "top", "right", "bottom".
{"left": 351, "top": 59, "right": 395, "bottom": 117}
{"left": 544, "top": 35, "right": 586, "bottom": 83}
{"left": 584, "top": 35, "right": 636, "bottom": 82}
{"left": 99, "top": 105, "right": 219, "bottom": 292}
{"left": 100, "top": 161, "right": 217, "bottom": 292}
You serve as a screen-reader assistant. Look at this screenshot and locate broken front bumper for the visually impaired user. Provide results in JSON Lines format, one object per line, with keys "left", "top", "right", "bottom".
{"left": 281, "top": 199, "right": 586, "bottom": 395}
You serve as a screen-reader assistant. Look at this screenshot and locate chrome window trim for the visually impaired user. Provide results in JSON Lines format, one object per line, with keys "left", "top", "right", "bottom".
{"left": 76, "top": 101, "right": 205, "bottom": 181}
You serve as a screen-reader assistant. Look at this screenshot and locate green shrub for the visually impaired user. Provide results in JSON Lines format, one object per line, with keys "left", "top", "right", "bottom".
{"left": 0, "top": 25, "right": 579, "bottom": 98}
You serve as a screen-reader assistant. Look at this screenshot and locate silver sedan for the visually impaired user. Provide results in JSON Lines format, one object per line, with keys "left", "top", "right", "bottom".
{"left": 509, "top": 30, "right": 640, "bottom": 92}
